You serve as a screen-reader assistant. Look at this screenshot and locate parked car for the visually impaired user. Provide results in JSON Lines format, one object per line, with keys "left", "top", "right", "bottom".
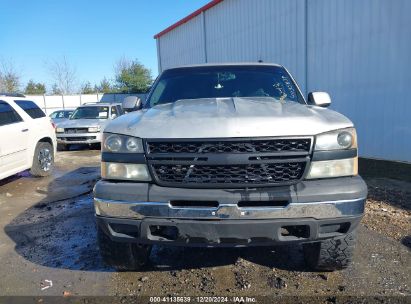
{"left": 55, "top": 102, "right": 123, "bottom": 150}
{"left": 49, "top": 109, "right": 74, "bottom": 124}
{"left": 0, "top": 94, "right": 56, "bottom": 180}
{"left": 93, "top": 63, "right": 367, "bottom": 271}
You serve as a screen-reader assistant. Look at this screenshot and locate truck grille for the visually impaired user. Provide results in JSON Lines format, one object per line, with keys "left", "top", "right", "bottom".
{"left": 148, "top": 139, "right": 311, "bottom": 154}
{"left": 59, "top": 136, "right": 96, "bottom": 141}
{"left": 152, "top": 163, "right": 306, "bottom": 185}
{"left": 146, "top": 138, "right": 312, "bottom": 188}
{"left": 64, "top": 128, "right": 88, "bottom": 134}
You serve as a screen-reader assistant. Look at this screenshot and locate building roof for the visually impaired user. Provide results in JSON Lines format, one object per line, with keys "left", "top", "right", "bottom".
{"left": 154, "top": 0, "right": 224, "bottom": 39}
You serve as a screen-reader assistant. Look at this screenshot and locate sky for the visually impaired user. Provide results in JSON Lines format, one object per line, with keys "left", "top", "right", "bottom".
{"left": 0, "top": 0, "right": 210, "bottom": 91}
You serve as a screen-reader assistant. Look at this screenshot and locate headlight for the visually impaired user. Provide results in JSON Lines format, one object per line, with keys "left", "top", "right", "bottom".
{"left": 126, "top": 137, "right": 141, "bottom": 152}
{"left": 306, "top": 158, "right": 358, "bottom": 179}
{"left": 103, "top": 133, "right": 144, "bottom": 153}
{"left": 101, "top": 162, "right": 151, "bottom": 181}
{"left": 315, "top": 128, "right": 357, "bottom": 151}
{"left": 56, "top": 127, "right": 64, "bottom": 133}
{"left": 105, "top": 134, "right": 122, "bottom": 152}
{"left": 337, "top": 131, "right": 353, "bottom": 148}
{"left": 88, "top": 126, "right": 101, "bottom": 133}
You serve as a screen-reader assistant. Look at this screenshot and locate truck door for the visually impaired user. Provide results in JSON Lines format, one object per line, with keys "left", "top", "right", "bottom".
{"left": 0, "top": 101, "right": 29, "bottom": 174}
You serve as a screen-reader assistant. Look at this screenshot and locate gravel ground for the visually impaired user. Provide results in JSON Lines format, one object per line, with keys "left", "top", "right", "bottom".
{"left": 0, "top": 149, "right": 409, "bottom": 303}
{"left": 363, "top": 178, "right": 411, "bottom": 247}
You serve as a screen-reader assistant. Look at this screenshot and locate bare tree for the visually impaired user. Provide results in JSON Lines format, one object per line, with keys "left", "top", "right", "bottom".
{"left": 48, "top": 56, "right": 77, "bottom": 94}
{"left": 0, "top": 59, "right": 21, "bottom": 93}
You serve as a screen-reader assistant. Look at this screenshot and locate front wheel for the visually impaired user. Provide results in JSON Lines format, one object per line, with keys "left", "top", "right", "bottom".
{"left": 303, "top": 230, "right": 357, "bottom": 271}
{"left": 30, "top": 142, "right": 54, "bottom": 177}
{"left": 97, "top": 225, "right": 152, "bottom": 271}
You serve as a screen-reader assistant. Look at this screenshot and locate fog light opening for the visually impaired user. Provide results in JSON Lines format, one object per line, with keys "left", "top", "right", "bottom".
{"left": 281, "top": 225, "right": 310, "bottom": 239}
{"left": 149, "top": 225, "right": 179, "bottom": 241}
{"left": 319, "top": 222, "right": 350, "bottom": 235}
{"left": 109, "top": 223, "right": 139, "bottom": 238}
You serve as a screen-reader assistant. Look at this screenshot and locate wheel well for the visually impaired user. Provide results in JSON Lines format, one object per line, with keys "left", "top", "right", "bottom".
{"left": 38, "top": 137, "right": 53, "bottom": 147}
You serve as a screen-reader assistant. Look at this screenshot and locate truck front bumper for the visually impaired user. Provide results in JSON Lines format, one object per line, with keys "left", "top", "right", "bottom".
{"left": 56, "top": 132, "right": 102, "bottom": 144}
{"left": 94, "top": 176, "right": 367, "bottom": 246}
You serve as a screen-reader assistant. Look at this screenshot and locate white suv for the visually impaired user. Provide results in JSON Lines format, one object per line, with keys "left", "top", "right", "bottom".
{"left": 0, "top": 94, "right": 57, "bottom": 180}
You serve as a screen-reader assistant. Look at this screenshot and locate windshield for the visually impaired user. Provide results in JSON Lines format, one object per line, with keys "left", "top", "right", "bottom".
{"left": 64, "top": 111, "right": 73, "bottom": 118}
{"left": 50, "top": 110, "right": 73, "bottom": 119}
{"left": 49, "top": 111, "right": 60, "bottom": 118}
{"left": 70, "top": 106, "right": 109, "bottom": 119}
{"left": 146, "top": 65, "right": 304, "bottom": 108}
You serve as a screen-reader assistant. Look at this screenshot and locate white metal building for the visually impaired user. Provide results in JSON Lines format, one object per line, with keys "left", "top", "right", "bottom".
{"left": 154, "top": 0, "right": 411, "bottom": 162}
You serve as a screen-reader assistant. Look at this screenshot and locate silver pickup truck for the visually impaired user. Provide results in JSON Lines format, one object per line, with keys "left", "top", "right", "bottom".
{"left": 94, "top": 63, "right": 367, "bottom": 271}
{"left": 56, "top": 102, "right": 123, "bottom": 150}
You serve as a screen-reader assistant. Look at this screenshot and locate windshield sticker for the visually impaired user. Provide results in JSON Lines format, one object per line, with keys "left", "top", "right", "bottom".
{"left": 281, "top": 75, "right": 296, "bottom": 99}
{"left": 273, "top": 82, "right": 286, "bottom": 97}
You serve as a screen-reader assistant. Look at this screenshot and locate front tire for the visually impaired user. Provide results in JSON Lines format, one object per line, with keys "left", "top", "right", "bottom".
{"left": 97, "top": 225, "right": 152, "bottom": 271}
{"left": 30, "top": 142, "right": 54, "bottom": 177}
{"left": 303, "top": 230, "right": 357, "bottom": 271}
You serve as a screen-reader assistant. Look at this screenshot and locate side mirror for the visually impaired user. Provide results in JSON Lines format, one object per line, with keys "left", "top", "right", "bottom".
{"left": 122, "top": 96, "right": 142, "bottom": 113}
{"left": 308, "top": 92, "right": 331, "bottom": 107}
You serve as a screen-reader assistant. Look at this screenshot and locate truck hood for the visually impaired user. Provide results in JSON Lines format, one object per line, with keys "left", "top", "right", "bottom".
{"left": 105, "top": 97, "right": 353, "bottom": 138}
{"left": 57, "top": 118, "right": 108, "bottom": 129}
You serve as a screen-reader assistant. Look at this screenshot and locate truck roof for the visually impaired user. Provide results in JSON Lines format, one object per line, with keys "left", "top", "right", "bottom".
{"left": 164, "top": 62, "right": 283, "bottom": 71}
{"left": 80, "top": 102, "right": 122, "bottom": 107}
{"left": 0, "top": 93, "right": 26, "bottom": 98}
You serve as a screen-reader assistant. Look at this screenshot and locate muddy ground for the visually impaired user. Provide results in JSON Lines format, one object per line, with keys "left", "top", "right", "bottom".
{"left": 0, "top": 149, "right": 409, "bottom": 302}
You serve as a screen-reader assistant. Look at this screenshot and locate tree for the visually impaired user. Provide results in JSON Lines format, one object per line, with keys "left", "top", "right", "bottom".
{"left": 95, "top": 77, "right": 112, "bottom": 93}
{"left": 0, "top": 60, "right": 21, "bottom": 93}
{"left": 51, "top": 83, "right": 63, "bottom": 95}
{"left": 24, "top": 80, "right": 46, "bottom": 95}
{"left": 114, "top": 57, "right": 152, "bottom": 93}
{"left": 48, "top": 56, "right": 77, "bottom": 94}
{"left": 80, "top": 81, "right": 96, "bottom": 94}
{"left": 0, "top": 74, "right": 4, "bottom": 92}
